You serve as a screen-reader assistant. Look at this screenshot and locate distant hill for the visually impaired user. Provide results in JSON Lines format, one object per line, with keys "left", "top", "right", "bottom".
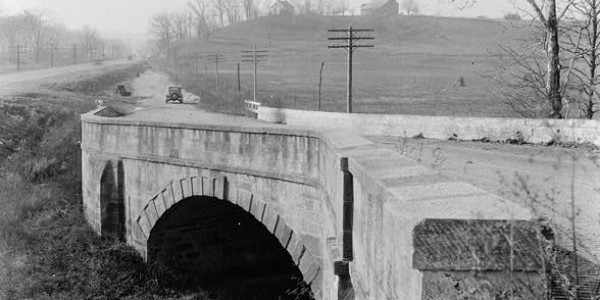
{"left": 206, "top": 14, "right": 531, "bottom": 55}
{"left": 176, "top": 14, "right": 535, "bottom": 117}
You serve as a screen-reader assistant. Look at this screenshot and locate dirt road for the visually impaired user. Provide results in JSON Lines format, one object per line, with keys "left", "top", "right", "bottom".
{"left": 368, "top": 136, "right": 600, "bottom": 261}
{"left": 130, "top": 70, "right": 200, "bottom": 108}
{"left": 0, "top": 59, "right": 137, "bottom": 97}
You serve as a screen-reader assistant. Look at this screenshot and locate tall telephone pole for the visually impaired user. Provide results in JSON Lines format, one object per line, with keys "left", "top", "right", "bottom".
{"left": 241, "top": 45, "right": 268, "bottom": 102}
{"left": 206, "top": 53, "right": 225, "bottom": 90}
{"left": 50, "top": 42, "right": 54, "bottom": 68}
{"left": 16, "top": 45, "right": 22, "bottom": 71}
{"left": 328, "top": 27, "right": 374, "bottom": 113}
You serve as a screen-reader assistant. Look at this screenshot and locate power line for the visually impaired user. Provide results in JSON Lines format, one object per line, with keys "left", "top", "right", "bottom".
{"left": 205, "top": 53, "right": 226, "bottom": 90}
{"left": 241, "top": 45, "right": 268, "bottom": 102}
{"left": 328, "top": 27, "right": 374, "bottom": 113}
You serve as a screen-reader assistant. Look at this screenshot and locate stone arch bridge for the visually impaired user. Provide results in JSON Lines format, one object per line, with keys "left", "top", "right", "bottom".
{"left": 81, "top": 107, "right": 545, "bottom": 299}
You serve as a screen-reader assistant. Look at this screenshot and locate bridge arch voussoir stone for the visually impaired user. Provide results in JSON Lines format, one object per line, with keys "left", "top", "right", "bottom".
{"left": 134, "top": 175, "right": 323, "bottom": 297}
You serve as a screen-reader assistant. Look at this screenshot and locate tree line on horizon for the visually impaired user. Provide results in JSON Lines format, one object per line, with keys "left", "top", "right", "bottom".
{"left": 0, "top": 9, "right": 129, "bottom": 70}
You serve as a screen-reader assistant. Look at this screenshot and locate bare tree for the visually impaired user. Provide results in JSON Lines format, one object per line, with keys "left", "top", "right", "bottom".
{"left": 562, "top": 0, "right": 600, "bottom": 118}
{"left": 149, "top": 12, "right": 174, "bottom": 59}
{"left": 453, "top": 0, "right": 572, "bottom": 118}
{"left": 81, "top": 25, "right": 99, "bottom": 60}
{"left": 24, "top": 10, "right": 51, "bottom": 63}
{"left": 530, "top": 0, "right": 566, "bottom": 118}
{"left": 493, "top": 35, "right": 557, "bottom": 118}
{"left": 0, "top": 14, "right": 27, "bottom": 62}
{"left": 242, "top": 0, "right": 254, "bottom": 20}
{"left": 189, "top": 0, "right": 215, "bottom": 40}
{"left": 172, "top": 12, "right": 191, "bottom": 42}
{"left": 401, "top": 0, "right": 419, "bottom": 15}
{"left": 224, "top": 0, "right": 242, "bottom": 24}
{"left": 290, "top": 0, "right": 311, "bottom": 13}
{"left": 252, "top": 0, "right": 261, "bottom": 18}
{"left": 212, "top": 0, "right": 227, "bottom": 27}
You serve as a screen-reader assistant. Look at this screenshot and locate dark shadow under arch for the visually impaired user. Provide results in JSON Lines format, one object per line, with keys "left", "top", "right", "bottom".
{"left": 147, "top": 196, "right": 314, "bottom": 300}
{"left": 100, "top": 161, "right": 125, "bottom": 240}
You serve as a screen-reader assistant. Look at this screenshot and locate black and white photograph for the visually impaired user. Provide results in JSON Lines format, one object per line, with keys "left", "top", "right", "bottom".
{"left": 0, "top": 0, "right": 599, "bottom": 299}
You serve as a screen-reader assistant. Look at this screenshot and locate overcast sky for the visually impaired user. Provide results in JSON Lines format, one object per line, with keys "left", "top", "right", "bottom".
{"left": 0, "top": 0, "right": 527, "bottom": 36}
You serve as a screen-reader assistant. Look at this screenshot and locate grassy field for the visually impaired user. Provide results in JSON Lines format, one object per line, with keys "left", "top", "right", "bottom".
{"left": 169, "top": 14, "right": 534, "bottom": 117}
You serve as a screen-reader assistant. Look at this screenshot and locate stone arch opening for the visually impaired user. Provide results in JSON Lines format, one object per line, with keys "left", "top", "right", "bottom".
{"left": 147, "top": 195, "right": 314, "bottom": 299}
{"left": 100, "top": 161, "right": 125, "bottom": 240}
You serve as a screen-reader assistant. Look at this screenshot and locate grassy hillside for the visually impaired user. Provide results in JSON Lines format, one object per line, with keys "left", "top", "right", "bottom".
{"left": 172, "top": 14, "right": 533, "bottom": 117}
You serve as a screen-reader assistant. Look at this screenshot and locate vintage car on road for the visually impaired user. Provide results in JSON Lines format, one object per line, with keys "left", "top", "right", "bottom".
{"left": 165, "top": 86, "right": 183, "bottom": 103}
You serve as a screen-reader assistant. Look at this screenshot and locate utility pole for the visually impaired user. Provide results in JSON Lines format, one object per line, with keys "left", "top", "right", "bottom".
{"left": 328, "top": 27, "right": 374, "bottom": 113}
{"left": 16, "top": 45, "right": 22, "bottom": 71}
{"left": 50, "top": 42, "right": 54, "bottom": 68}
{"left": 318, "top": 62, "right": 325, "bottom": 111}
{"left": 195, "top": 53, "right": 199, "bottom": 77}
{"left": 73, "top": 44, "right": 77, "bottom": 64}
{"left": 237, "top": 62, "right": 241, "bottom": 92}
{"left": 241, "top": 45, "right": 268, "bottom": 102}
{"left": 189, "top": 12, "right": 193, "bottom": 39}
{"left": 206, "top": 53, "right": 225, "bottom": 90}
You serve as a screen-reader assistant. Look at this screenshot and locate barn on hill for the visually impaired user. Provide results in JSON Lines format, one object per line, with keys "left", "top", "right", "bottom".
{"left": 360, "top": 0, "right": 399, "bottom": 16}
{"left": 270, "top": 0, "right": 296, "bottom": 15}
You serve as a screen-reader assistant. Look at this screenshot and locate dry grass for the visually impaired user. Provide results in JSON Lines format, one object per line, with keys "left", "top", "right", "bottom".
{"left": 168, "top": 14, "right": 533, "bottom": 117}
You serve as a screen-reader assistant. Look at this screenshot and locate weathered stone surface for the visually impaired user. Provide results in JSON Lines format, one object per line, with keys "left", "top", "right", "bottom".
{"left": 81, "top": 107, "right": 546, "bottom": 300}
{"left": 422, "top": 270, "right": 545, "bottom": 300}
{"left": 413, "top": 219, "right": 543, "bottom": 271}
{"left": 180, "top": 177, "right": 192, "bottom": 199}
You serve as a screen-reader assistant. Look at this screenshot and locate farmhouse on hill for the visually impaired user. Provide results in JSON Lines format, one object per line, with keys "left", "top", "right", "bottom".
{"left": 360, "top": 0, "right": 399, "bottom": 16}
{"left": 270, "top": 0, "right": 296, "bottom": 15}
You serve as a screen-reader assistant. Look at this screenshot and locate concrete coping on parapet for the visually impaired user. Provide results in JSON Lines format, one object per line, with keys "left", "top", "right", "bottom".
{"left": 258, "top": 106, "right": 600, "bottom": 147}
{"left": 82, "top": 106, "right": 375, "bottom": 153}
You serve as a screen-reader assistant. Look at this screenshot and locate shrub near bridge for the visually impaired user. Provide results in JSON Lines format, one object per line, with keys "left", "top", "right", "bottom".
{"left": 0, "top": 65, "right": 186, "bottom": 300}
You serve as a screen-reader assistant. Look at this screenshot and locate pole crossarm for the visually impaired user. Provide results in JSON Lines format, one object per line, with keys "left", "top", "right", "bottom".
{"left": 328, "top": 28, "right": 374, "bottom": 32}
{"left": 240, "top": 45, "right": 269, "bottom": 103}
{"left": 327, "top": 27, "right": 374, "bottom": 114}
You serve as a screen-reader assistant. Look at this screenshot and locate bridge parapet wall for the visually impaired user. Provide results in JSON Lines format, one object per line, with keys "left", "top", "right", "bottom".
{"left": 82, "top": 107, "right": 546, "bottom": 300}
{"left": 258, "top": 106, "right": 600, "bottom": 146}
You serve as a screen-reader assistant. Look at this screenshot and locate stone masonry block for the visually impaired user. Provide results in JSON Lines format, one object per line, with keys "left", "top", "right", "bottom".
{"left": 309, "top": 266, "right": 323, "bottom": 292}
{"left": 249, "top": 198, "right": 264, "bottom": 221}
{"left": 215, "top": 175, "right": 226, "bottom": 199}
{"left": 287, "top": 233, "right": 304, "bottom": 262}
{"left": 274, "top": 221, "right": 293, "bottom": 248}
{"left": 144, "top": 202, "right": 158, "bottom": 227}
{"left": 191, "top": 176, "right": 202, "bottom": 196}
{"left": 172, "top": 181, "right": 184, "bottom": 202}
{"left": 203, "top": 177, "right": 214, "bottom": 197}
{"left": 181, "top": 177, "right": 192, "bottom": 199}
{"left": 261, "top": 205, "right": 279, "bottom": 233}
{"left": 152, "top": 195, "right": 166, "bottom": 218}
{"left": 237, "top": 190, "right": 252, "bottom": 211}
{"left": 305, "top": 261, "right": 320, "bottom": 283}
{"left": 137, "top": 215, "right": 151, "bottom": 240}
{"left": 312, "top": 289, "right": 322, "bottom": 300}
{"left": 298, "top": 249, "right": 315, "bottom": 279}
{"left": 413, "top": 219, "right": 543, "bottom": 271}
{"left": 227, "top": 183, "right": 238, "bottom": 205}
{"left": 162, "top": 188, "right": 175, "bottom": 207}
